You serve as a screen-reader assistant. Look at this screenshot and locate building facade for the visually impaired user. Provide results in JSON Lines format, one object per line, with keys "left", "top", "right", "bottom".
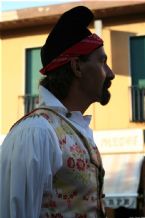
{"left": 1, "top": 1, "right": 145, "bottom": 134}
{"left": 1, "top": 1, "right": 145, "bottom": 216}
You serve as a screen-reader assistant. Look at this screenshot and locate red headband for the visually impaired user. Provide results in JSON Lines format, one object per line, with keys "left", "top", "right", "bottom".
{"left": 40, "top": 33, "right": 103, "bottom": 75}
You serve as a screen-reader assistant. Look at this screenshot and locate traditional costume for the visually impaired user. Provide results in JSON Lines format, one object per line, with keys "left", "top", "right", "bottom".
{"left": 0, "top": 6, "right": 106, "bottom": 218}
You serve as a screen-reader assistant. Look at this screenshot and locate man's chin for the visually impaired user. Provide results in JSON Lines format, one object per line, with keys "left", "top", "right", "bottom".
{"left": 100, "top": 91, "right": 111, "bottom": 106}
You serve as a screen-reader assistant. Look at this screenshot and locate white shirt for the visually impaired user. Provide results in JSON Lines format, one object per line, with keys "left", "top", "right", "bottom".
{"left": 0, "top": 86, "right": 94, "bottom": 218}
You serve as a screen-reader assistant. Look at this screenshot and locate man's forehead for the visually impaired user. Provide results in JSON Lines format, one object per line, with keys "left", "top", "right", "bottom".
{"left": 91, "top": 47, "right": 107, "bottom": 59}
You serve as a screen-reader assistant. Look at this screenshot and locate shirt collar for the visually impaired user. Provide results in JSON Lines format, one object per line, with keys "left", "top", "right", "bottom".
{"left": 39, "top": 85, "right": 67, "bottom": 112}
{"left": 38, "top": 85, "right": 92, "bottom": 127}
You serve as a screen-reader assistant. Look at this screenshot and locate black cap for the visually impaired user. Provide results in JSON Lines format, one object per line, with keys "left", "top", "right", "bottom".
{"left": 41, "top": 6, "right": 94, "bottom": 68}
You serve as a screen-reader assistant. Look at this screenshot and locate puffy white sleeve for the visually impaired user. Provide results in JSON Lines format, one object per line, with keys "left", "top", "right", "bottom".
{"left": 0, "top": 117, "right": 62, "bottom": 218}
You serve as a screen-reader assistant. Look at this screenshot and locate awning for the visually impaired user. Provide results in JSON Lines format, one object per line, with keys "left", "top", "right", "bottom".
{"left": 102, "top": 153, "right": 144, "bottom": 209}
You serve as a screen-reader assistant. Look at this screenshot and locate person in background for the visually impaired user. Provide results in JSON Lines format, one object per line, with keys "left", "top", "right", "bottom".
{"left": 0, "top": 6, "right": 115, "bottom": 218}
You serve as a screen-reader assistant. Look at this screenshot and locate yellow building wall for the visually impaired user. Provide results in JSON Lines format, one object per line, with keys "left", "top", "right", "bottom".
{"left": 86, "top": 26, "right": 132, "bottom": 130}
{"left": 88, "top": 22, "right": 145, "bottom": 131}
{"left": 1, "top": 28, "right": 49, "bottom": 134}
{"left": 0, "top": 36, "right": 2, "bottom": 133}
{"left": 1, "top": 21, "right": 145, "bottom": 134}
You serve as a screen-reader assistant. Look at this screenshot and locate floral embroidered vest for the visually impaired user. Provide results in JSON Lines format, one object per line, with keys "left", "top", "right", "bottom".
{"left": 13, "top": 107, "right": 106, "bottom": 218}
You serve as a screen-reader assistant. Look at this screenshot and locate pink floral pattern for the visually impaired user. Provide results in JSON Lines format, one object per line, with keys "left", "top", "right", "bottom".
{"left": 67, "top": 157, "right": 88, "bottom": 171}
{"left": 76, "top": 159, "right": 86, "bottom": 171}
{"left": 59, "top": 136, "right": 66, "bottom": 145}
{"left": 38, "top": 108, "right": 105, "bottom": 218}
{"left": 67, "top": 157, "right": 75, "bottom": 168}
{"left": 70, "top": 143, "right": 86, "bottom": 154}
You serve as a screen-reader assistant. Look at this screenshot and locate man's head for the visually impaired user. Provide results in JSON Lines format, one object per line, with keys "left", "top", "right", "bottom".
{"left": 40, "top": 6, "right": 114, "bottom": 106}
{"left": 76, "top": 46, "right": 114, "bottom": 106}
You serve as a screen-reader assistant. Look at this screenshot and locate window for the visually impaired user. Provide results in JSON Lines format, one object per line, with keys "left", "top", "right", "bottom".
{"left": 25, "top": 47, "right": 43, "bottom": 113}
{"left": 130, "top": 36, "right": 145, "bottom": 122}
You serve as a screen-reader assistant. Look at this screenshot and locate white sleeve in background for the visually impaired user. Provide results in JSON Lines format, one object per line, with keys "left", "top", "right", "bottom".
{"left": 0, "top": 117, "right": 62, "bottom": 218}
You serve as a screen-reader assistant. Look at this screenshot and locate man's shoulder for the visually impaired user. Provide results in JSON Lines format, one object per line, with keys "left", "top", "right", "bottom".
{"left": 11, "top": 113, "right": 51, "bottom": 132}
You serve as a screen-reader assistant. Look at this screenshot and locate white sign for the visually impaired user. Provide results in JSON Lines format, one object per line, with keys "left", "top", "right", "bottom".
{"left": 93, "top": 129, "right": 144, "bottom": 153}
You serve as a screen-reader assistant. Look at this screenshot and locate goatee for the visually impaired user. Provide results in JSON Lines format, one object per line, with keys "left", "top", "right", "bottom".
{"left": 100, "top": 90, "right": 111, "bottom": 105}
{"left": 100, "top": 79, "right": 111, "bottom": 105}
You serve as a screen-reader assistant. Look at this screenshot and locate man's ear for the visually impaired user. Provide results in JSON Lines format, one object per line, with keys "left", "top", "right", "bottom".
{"left": 70, "top": 58, "right": 82, "bottom": 78}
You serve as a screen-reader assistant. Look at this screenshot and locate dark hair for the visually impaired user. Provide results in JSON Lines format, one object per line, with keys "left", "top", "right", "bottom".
{"left": 40, "top": 62, "right": 74, "bottom": 101}
{"left": 39, "top": 54, "right": 90, "bottom": 101}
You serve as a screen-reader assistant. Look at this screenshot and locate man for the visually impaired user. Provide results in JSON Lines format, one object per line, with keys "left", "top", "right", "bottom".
{"left": 0, "top": 6, "right": 115, "bottom": 218}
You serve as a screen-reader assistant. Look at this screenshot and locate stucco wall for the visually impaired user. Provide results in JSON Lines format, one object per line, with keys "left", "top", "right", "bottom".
{"left": 1, "top": 21, "right": 145, "bottom": 134}
{"left": 0, "top": 36, "right": 2, "bottom": 133}
{"left": 1, "top": 27, "right": 49, "bottom": 133}
{"left": 88, "top": 22, "right": 145, "bottom": 130}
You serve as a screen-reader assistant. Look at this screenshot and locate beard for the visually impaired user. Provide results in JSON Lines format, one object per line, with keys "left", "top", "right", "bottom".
{"left": 100, "top": 79, "right": 111, "bottom": 106}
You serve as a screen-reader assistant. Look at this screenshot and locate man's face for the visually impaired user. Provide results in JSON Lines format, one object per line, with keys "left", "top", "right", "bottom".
{"left": 79, "top": 46, "right": 115, "bottom": 105}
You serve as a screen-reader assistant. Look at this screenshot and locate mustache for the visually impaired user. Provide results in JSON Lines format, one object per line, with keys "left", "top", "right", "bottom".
{"left": 103, "top": 78, "right": 112, "bottom": 89}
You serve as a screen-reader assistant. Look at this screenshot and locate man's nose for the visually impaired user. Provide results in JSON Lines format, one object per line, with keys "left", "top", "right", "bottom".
{"left": 106, "top": 64, "right": 115, "bottom": 80}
